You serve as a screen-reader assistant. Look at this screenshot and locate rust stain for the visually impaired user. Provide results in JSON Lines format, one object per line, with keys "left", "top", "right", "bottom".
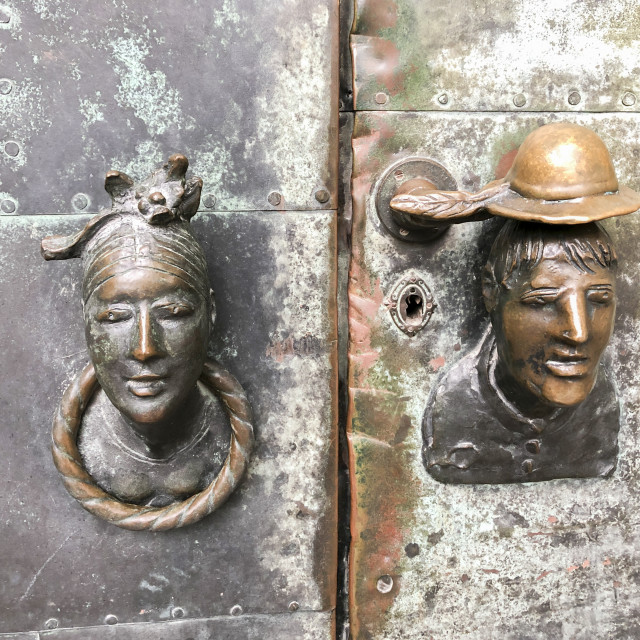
{"left": 582, "top": 559, "right": 591, "bottom": 568}
{"left": 348, "top": 435, "right": 408, "bottom": 639}
{"left": 547, "top": 515, "right": 559, "bottom": 524}
{"left": 355, "top": 0, "right": 399, "bottom": 33}
{"left": 348, "top": 251, "right": 384, "bottom": 389}
{"left": 567, "top": 565, "right": 580, "bottom": 573}
{"left": 482, "top": 569, "right": 500, "bottom": 574}
{"left": 536, "top": 570, "right": 552, "bottom": 581}
{"left": 603, "top": 557, "right": 612, "bottom": 566}
{"left": 429, "top": 355, "right": 446, "bottom": 371}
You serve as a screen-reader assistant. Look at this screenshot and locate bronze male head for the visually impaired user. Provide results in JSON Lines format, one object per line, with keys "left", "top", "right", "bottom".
{"left": 482, "top": 221, "right": 617, "bottom": 415}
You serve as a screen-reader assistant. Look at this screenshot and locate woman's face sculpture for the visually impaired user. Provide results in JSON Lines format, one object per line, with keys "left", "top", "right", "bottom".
{"left": 84, "top": 267, "right": 210, "bottom": 427}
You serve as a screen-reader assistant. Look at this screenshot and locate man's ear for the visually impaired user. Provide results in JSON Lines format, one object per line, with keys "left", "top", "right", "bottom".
{"left": 482, "top": 265, "right": 499, "bottom": 314}
{"left": 209, "top": 289, "right": 216, "bottom": 327}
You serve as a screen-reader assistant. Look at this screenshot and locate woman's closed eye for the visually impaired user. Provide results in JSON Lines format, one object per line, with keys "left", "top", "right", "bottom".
{"left": 154, "top": 302, "right": 195, "bottom": 319}
{"left": 96, "top": 306, "right": 133, "bottom": 323}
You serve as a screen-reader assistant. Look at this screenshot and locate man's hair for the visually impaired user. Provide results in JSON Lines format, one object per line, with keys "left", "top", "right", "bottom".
{"left": 484, "top": 220, "right": 617, "bottom": 291}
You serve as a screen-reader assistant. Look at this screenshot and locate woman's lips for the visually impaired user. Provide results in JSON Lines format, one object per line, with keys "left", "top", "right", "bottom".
{"left": 126, "top": 374, "right": 166, "bottom": 397}
{"left": 545, "top": 355, "right": 590, "bottom": 377}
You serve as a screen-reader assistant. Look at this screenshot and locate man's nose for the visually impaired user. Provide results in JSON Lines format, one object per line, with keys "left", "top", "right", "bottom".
{"left": 559, "top": 293, "right": 589, "bottom": 344}
{"left": 131, "top": 306, "right": 162, "bottom": 361}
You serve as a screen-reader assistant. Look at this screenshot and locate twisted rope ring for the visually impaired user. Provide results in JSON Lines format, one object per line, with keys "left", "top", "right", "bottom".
{"left": 51, "top": 360, "right": 254, "bottom": 531}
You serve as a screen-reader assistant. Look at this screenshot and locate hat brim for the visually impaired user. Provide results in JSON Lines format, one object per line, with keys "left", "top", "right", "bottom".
{"left": 486, "top": 184, "right": 640, "bottom": 224}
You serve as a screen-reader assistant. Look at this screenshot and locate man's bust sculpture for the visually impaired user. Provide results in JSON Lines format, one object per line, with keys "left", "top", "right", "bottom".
{"left": 425, "top": 220, "right": 619, "bottom": 483}
{"left": 390, "top": 122, "right": 640, "bottom": 484}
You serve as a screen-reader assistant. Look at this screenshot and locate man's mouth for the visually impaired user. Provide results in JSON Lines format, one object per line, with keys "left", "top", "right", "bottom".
{"left": 126, "top": 373, "right": 167, "bottom": 397}
{"left": 545, "top": 353, "right": 590, "bottom": 377}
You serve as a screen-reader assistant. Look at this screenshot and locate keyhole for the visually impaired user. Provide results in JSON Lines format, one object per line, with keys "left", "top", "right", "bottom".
{"left": 404, "top": 288, "right": 423, "bottom": 321}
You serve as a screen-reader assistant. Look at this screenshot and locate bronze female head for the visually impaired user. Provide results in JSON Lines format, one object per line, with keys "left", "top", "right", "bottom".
{"left": 41, "top": 155, "right": 253, "bottom": 529}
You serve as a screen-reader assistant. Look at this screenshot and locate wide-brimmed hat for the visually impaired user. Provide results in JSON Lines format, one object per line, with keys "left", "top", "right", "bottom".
{"left": 390, "top": 122, "right": 640, "bottom": 225}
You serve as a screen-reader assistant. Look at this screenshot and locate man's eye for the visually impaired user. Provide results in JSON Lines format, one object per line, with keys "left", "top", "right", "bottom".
{"left": 521, "top": 294, "right": 557, "bottom": 306}
{"left": 97, "top": 308, "right": 132, "bottom": 323}
{"left": 587, "top": 289, "right": 613, "bottom": 304}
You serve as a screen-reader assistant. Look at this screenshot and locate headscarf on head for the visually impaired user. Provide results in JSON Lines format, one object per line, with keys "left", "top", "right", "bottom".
{"left": 81, "top": 216, "right": 210, "bottom": 303}
{"left": 41, "top": 154, "right": 210, "bottom": 302}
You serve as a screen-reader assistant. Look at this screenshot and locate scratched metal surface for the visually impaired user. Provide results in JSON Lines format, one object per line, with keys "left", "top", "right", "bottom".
{"left": 0, "top": 211, "right": 337, "bottom": 634}
{"left": 348, "top": 112, "right": 640, "bottom": 639}
{"left": 351, "top": 0, "right": 640, "bottom": 112}
{"left": 0, "top": 0, "right": 338, "bottom": 214}
{"left": 32, "top": 612, "right": 333, "bottom": 639}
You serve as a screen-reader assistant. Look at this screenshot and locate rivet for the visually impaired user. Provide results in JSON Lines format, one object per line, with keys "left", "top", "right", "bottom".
{"left": 171, "top": 607, "right": 185, "bottom": 619}
{"left": 72, "top": 193, "right": 89, "bottom": 211}
{"left": 104, "top": 614, "right": 118, "bottom": 625}
{"left": 202, "top": 193, "right": 217, "bottom": 209}
{"left": 374, "top": 92, "right": 389, "bottom": 105}
{"left": 268, "top": 191, "right": 282, "bottom": 207}
{"left": 44, "top": 619, "right": 59, "bottom": 630}
{"left": 288, "top": 601, "right": 300, "bottom": 612}
{"left": 437, "top": 93, "right": 448, "bottom": 105}
{"left": 1, "top": 199, "right": 16, "bottom": 214}
{"left": 4, "top": 141, "right": 20, "bottom": 157}
{"left": 568, "top": 91, "right": 581, "bottom": 106}
{"left": 405, "top": 542, "right": 420, "bottom": 558}
{"left": 315, "top": 188, "right": 330, "bottom": 204}
{"left": 513, "top": 93, "right": 526, "bottom": 108}
{"left": 399, "top": 228, "right": 409, "bottom": 236}
{"left": 230, "top": 604, "right": 243, "bottom": 616}
{"left": 622, "top": 92, "right": 636, "bottom": 107}
{"left": 376, "top": 574, "right": 394, "bottom": 594}
{"left": 522, "top": 459, "right": 534, "bottom": 474}
{"left": 0, "top": 79, "right": 12, "bottom": 95}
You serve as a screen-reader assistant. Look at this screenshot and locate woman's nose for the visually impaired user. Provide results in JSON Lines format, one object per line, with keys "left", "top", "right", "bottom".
{"left": 131, "top": 306, "right": 162, "bottom": 361}
{"left": 560, "top": 293, "right": 589, "bottom": 344}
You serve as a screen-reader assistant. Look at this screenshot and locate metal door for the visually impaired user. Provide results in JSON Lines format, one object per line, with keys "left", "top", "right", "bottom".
{"left": 0, "top": 2, "right": 339, "bottom": 638}
{"left": 346, "top": 1, "right": 640, "bottom": 638}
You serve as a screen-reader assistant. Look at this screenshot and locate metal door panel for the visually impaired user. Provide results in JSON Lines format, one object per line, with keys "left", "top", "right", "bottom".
{"left": 348, "top": 111, "right": 640, "bottom": 638}
{"left": 0, "top": 210, "right": 337, "bottom": 634}
{"left": 33, "top": 612, "right": 333, "bottom": 639}
{"left": 351, "top": 0, "right": 640, "bottom": 113}
{"left": 0, "top": 0, "right": 338, "bottom": 214}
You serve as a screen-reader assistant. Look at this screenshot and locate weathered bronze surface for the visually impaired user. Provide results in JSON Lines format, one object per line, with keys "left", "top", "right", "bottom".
{"left": 41, "top": 155, "right": 254, "bottom": 529}
{"left": 2, "top": 208, "right": 338, "bottom": 632}
{"left": 0, "top": 1, "right": 338, "bottom": 214}
{"left": 348, "top": 111, "right": 640, "bottom": 639}
{"left": 426, "top": 221, "right": 620, "bottom": 483}
{"left": 351, "top": 0, "right": 640, "bottom": 112}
